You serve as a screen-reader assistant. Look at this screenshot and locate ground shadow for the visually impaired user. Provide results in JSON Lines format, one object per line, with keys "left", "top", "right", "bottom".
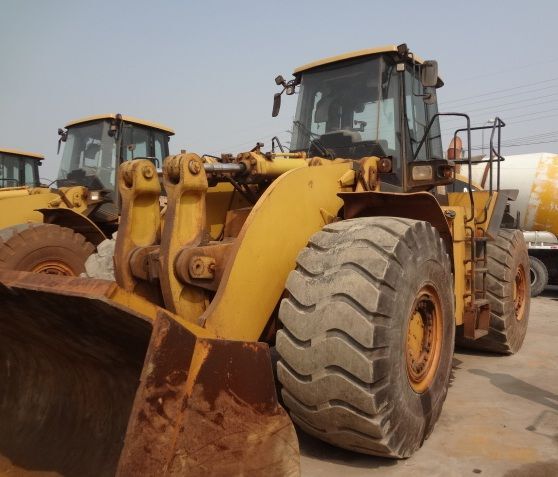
{"left": 503, "top": 459, "right": 558, "bottom": 477}
{"left": 541, "top": 285, "right": 558, "bottom": 301}
{"left": 454, "top": 346, "right": 508, "bottom": 358}
{"left": 526, "top": 410, "right": 558, "bottom": 444}
{"left": 449, "top": 356, "right": 464, "bottom": 388}
{"left": 297, "top": 428, "right": 397, "bottom": 470}
{"left": 469, "top": 369, "right": 558, "bottom": 412}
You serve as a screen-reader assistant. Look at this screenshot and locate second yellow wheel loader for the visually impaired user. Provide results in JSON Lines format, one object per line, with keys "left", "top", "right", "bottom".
{"left": 0, "top": 44, "right": 529, "bottom": 476}
{"left": 0, "top": 114, "right": 174, "bottom": 276}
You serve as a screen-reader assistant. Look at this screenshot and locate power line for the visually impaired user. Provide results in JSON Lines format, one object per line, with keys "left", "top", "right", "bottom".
{"left": 439, "top": 83, "right": 558, "bottom": 108}
{"left": 440, "top": 107, "right": 558, "bottom": 134}
{"left": 446, "top": 92, "right": 558, "bottom": 115}
{"left": 447, "top": 127, "right": 558, "bottom": 153}
{"left": 440, "top": 77, "right": 558, "bottom": 105}
{"left": 470, "top": 130, "right": 558, "bottom": 147}
{"left": 458, "top": 57, "right": 558, "bottom": 81}
{"left": 509, "top": 112, "right": 558, "bottom": 125}
{"left": 471, "top": 138, "right": 558, "bottom": 150}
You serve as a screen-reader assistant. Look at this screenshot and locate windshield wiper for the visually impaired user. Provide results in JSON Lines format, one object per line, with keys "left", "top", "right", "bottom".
{"left": 293, "top": 121, "right": 334, "bottom": 159}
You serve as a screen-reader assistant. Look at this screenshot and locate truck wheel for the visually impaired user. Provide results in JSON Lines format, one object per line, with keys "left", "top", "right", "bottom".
{"left": 0, "top": 224, "right": 94, "bottom": 276}
{"left": 529, "top": 256, "right": 548, "bottom": 297}
{"left": 457, "top": 229, "right": 530, "bottom": 354}
{"left": 276, "top": 217, "right": 454, "bottom": 458}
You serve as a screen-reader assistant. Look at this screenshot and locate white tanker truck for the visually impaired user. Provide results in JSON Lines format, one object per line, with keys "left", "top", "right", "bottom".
{"left": 471, "top": 152, "right": 558, "bottom": 296}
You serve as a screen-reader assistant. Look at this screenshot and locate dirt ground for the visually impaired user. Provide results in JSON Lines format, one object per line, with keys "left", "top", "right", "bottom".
{"left": 300, "top": 287, "right": 558, "bottom": 477}
{"left": 1, "top": 290, "right": 556, "bottom": 477}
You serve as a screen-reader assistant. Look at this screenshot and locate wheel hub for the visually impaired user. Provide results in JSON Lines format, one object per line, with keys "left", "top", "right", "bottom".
{"left": 31, "top": 260, "right": 75, "bottom": 276}
{"left": 514, "top": 265, "right": 527, "bottom": 321}
{"left": 406, "top": 285, "right": 443, "bottom": 394}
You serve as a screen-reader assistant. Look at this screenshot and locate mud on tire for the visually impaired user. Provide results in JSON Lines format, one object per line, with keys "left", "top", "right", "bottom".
{"left": 276, "top": 217, "right": 455, "bottom": 458}
{"left": 0, "top": 223, "right": 94, "bottom": 276}
{"left": 457, "top": 229, "right": 530, "bottom": 354}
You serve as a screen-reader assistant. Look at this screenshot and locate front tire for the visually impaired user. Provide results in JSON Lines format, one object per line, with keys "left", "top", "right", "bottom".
{"left": 0, "top": 224, "right": 94, "bottom": 276}
{"left": 276, "top": 217, "right": 455, "bottom": 458}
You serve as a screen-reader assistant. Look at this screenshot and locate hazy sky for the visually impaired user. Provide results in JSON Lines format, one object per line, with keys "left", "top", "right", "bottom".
{"left": 2, "top": 0, "right": 557, "bottom": 180}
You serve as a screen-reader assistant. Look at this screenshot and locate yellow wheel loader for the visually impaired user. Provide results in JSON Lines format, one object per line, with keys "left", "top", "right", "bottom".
{"left": 0, "top": 147, "right": 43, "bottom": 189}
{"left": 0, "top": 44, "right": 529, "bottom": 476}
{"left": 0, "top": 114, "right": 174, "bottom": 276}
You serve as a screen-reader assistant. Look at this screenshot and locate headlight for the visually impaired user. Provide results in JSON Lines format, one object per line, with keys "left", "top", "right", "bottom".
{"left": 412, "top": 165, "right": 433, "bottom": 181}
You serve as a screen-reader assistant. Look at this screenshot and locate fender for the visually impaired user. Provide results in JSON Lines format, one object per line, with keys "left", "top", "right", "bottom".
{"left": 38, "top": 208, "right": 107, "bottom": 246}
{"left": 339, "top": 190, "right": 453, "bottom": 262}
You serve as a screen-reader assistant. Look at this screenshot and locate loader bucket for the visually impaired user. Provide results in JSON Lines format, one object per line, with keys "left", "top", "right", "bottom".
{"left": 0, "top": 271, "right": 299, "bottom": 477}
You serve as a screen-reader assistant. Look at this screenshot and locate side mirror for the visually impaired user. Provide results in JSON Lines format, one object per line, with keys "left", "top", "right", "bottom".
{"left": 421, "top": 60, "right": 439, "bottom": 88}
{"left": 272, "top": 93, "right": 282, "bottom": 117}
{"left": 57, "top": 128, "right": 67, "bottom": 154}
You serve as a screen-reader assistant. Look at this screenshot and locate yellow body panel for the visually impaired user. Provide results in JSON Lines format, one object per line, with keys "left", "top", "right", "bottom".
{"left": 65, "top": 113, "right": 175, "bottom": 135}
{"left": 0, "top": 148, "right": 44, "bottom": 160}
{"left": 205, "top": 182, "right": 250, "bottom": 239}
{"left": 202, "top": 162, "right": 352, "bottom": 340}
{"left": 0, "top": 187, "right": 88, "bottom": 229}
{"left": 448, "top": 191, "right": 498, "bottom": 231}
{"left": 442, "top": 205, "right": 466, "bottom": 325}
{"left": 0, "top": 187, "right": 43, "bottom": 199}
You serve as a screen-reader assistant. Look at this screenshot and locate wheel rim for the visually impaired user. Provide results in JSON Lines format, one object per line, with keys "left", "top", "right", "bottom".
{"left": 513, "top": 265, "right": 527, "bottom": 321}
{"left": 406, "top": 285, "right": 443, "bottom": 394}
{"left": 31, "top": 260, "right": 75, "bottom": 276}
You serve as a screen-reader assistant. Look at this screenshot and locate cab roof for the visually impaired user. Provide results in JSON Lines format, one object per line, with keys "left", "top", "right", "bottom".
{"left": 65, "top": 114, "right": 175, "bottom": 135}
{"left": 0, "top": 147, "right": 44, "bottom": 160}
{"left": 293, "top": 44, "right": 437, "bottom": 79}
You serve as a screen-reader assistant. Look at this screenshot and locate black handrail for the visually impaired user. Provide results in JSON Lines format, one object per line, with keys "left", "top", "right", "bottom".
{"left": 488, "top": 117, "right": 505, "bottom": 192}
{"left": 412, "top": 112, "right": 476, "bottom": 222}
{"left": 412, "top": 112, "right": 471, "bottom": 162}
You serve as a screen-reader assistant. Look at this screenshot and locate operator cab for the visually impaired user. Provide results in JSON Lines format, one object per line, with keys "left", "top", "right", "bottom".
{"left": 0, "top": 148, "right": 43, "bottom": 188}
{"left": 56, "top": 113, "right": 174, "bottom": 197}
{"left": 274, "top": 44, "right": 453, "bottom": 192}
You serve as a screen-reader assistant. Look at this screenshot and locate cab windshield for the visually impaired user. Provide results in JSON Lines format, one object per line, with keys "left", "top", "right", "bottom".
{"left": 57, "top": 121, "right": 171, "bottom": 192}
{"left": 0, "top": 153, "right": 39, "bottom": 187}
{"left": 57, "top": 121, "right": 116, "bottom": 191}
{"left": 292, "top": 56, "right": 400, "bottom": 160}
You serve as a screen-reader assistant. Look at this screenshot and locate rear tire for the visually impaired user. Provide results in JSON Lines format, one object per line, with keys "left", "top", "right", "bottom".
{"left": 276, "top": 217, "right": 455, "bottom": 458}
{"left": 457, "top": 229, "right": 530, "bottom": 354}
{"left": 529, "top": 256, "right": 548, "bottom": 297}
{"left": 0, "top": 224, "right": 94, "bottom": 276}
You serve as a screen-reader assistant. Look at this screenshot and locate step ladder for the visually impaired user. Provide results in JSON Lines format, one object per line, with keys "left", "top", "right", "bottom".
{"left": 463, "top": 227, "right": 491, "bottom": 339}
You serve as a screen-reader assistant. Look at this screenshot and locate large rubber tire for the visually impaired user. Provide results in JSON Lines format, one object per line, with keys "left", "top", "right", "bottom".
{"left": 457, "top": 229, "right": 530, "bottom": 354}
{"left": 0, "top": 223, "right": 94, "bottom": 276}
{"left": 529, "top": 256, "right": 548, "bottom": 297}
{"left": 276, "top": 217, "right": 455, "bottom": 458}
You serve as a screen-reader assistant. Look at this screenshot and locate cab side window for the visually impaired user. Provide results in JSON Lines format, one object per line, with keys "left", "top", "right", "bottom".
{"left": 404, "top": 68, "right": 428, "bottom": 161}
